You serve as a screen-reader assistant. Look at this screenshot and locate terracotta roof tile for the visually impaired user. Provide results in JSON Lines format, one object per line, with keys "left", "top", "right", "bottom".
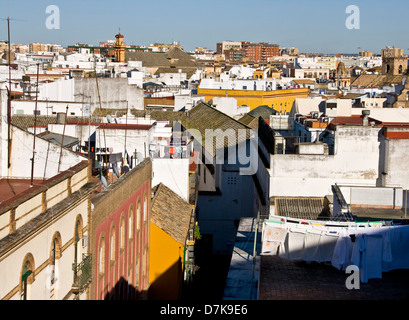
{"left": 151, "top": 183, "right": 193, "bottom": 244}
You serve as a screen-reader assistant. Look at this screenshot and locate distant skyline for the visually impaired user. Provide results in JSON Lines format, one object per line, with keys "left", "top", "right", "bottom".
{"left": 1, "top": 0, "right": 408, "bottom": 54}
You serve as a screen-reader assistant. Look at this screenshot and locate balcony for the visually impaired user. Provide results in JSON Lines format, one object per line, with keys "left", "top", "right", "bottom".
{"left": 72, "top": 254, "right": 92, "bottom": 291}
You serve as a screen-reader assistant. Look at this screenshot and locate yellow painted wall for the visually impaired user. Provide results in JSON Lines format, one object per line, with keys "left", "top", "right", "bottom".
{"left": 149, "top": 222, "right": 185, "bottom": 300}
{"left": 197, "top": 87, "right": 309, "bottom": 113}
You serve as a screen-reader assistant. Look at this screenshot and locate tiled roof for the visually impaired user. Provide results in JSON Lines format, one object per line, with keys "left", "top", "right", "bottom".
{"left": 237, "top": 114, "right": 258, "bottom": 129}
{"left": 184, "top": 102, "right": 252, "bottom": 156}
{"left": 274, "top": 197, "right": 327, "bottom": 220}
{"left": 11, "top": 115, "right": 96, "bottom": 131}
{"left": 151, "top": 183, "right": 193, "bottom": 244}
{"left": 248, "top": 105, "right": 277, "bottom": 119}
{"left": 351, "top": 74, "right": 405, "bottom": 87}
{"left": 126, "top": 47, "right": 198, "bottom": 69}
{"left": 125, "top": 51, "right": 169, "bottom": 67}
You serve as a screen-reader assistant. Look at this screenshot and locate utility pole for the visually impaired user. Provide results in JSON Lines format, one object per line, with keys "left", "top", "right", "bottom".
{"left": 7, "top": 17, "right": 12, "bottom": 169}
{"left": 124, "top": 101, "right": 128, "bottom": 167}
{"left": 2, "top": 16, "right": 26, "bottom": 170}
{"left": 57, "top": 105, "right": 69, "bottom": 173}
{"left": 30, "top": 63, "right": 40, "bottom": 186}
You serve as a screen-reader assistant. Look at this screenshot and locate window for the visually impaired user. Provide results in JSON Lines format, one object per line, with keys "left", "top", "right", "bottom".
{"left": 51, "top": 240, "right": 56, "bottom": 284}
{"left": 137, "top": 200, "right": 141, "bottom": 230}
{"left": 50, "top": 233, "right": 62, "bottom": 286}
{"left": 120, "top": 216, "right": 125, "bottom": 251}
{"left": 143, "top": 195, "right": 148, "bottom": 222}
{"left": 227, "top": 177, "right": 237, "bottom": 185}
{"left": 74, "top": 217, "right": 83, "bottom": 272}
{"left": 110, "top": 225, "right": 116, "bottom": 262}
{"left": 98, "top": 235, "right": 105, "bottom": 275}
{"left": 128, "top": 206, "right": 134, "bottom": 239}
{"left": 20, "top": 254, "right": 35, "bottom": 300}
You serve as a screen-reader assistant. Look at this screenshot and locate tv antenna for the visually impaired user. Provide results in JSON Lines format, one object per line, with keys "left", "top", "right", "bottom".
{"left": 1, "top": 16, "right": 27, "bottom": 170}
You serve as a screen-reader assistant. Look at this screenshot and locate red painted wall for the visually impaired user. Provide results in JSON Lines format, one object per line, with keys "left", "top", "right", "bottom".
{"left": 95, "top": 180, "right": 150, "bottom": 300}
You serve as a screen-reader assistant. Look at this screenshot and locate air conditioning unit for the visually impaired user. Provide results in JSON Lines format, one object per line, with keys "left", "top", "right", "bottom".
{"left": 82, "top": 235, "right": 89, "bottom": 248}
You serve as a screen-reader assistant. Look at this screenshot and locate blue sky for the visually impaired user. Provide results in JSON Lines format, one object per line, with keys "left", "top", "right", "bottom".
{"left": 1, "top": 0, "right": 408, "bottom": 54}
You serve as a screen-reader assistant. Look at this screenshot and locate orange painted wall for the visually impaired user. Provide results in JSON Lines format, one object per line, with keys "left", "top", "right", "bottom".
{"left": 148, "top": 222, "right": 185, "bottom": 300}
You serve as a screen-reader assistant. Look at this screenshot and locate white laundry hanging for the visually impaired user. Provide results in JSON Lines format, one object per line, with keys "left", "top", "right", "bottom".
{"left": 263, "top": 216, "right": 409, "bottom": 282}
{"left": 261, "top": 222, "right": 287, "bottom": 255}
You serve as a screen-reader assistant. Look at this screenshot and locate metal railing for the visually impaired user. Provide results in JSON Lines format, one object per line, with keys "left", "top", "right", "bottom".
{"left": 72, "top": 254, "right": 92, "bottom": 289}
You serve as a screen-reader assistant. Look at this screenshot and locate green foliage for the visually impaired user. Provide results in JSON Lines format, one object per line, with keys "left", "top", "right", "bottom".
{"left": 194, "top": 224, "right": 202, "bottom": 240}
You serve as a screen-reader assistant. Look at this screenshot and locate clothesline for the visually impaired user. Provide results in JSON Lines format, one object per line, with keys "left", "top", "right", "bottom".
{"left": 266, "top": 215, "right": 389, "bottom": 229}
{"left": 262, "top": 215, "right": 409, "bottom": 283}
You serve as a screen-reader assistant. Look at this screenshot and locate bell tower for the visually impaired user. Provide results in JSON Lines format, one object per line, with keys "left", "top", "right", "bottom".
{"left": 114, "top": 32, "right": 126, "bottom": 63}
{"left": 382, "top": 47, "right": 408, "bottom": 76}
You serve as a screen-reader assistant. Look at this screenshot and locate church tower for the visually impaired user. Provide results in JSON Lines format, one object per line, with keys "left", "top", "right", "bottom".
{"left": 335, "top": 62, "right": 351, "bottom": 88}
{"left": 114, "top": 32, "right": 126, "bottom": 63}
{"left": 382, "top": 47, "right": 408, "bottom": 76}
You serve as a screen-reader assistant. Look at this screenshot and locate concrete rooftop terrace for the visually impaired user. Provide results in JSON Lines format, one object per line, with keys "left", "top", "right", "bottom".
{"left": 225, "top": 218, "right": 409, "bottom": 300}
{"left": 259, "top": 255, "right": 409, "bottom": 300}
{"left": 0, "top": 178, "right": 43, "bottom": 204}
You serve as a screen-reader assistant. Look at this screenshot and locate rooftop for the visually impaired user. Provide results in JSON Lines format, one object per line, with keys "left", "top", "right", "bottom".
{"left": 273, "top": 197, "right": 328, "bottom": 220}
{"left": 184, "top": 102, "right": 252, "bottom": 156}
{"left": 259, "top": 255, "right": 409, "bottom": 300}
{"left": 351, "top": 207, "right": 408, "bottom": 220}
{"left": 0, "top": 178, "right": 43, "bottom": 204}
{"left": 151, "top": 183, "right": 193, "bottom": 245}
{"left": 351, "top": 74, "right": 406, "bottom": 87}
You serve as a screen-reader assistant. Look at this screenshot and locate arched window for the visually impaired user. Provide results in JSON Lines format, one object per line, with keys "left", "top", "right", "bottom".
{"left": 386, "top": 64, "right": 390, "bottom": 74}
{"left": 128, "top": 205, "right": 134, "bottom": 240}
{"left": 20, "top": 254, "right": 35, "bottom": 300}
{"left": 143, "top": 194, "right": 148, "bottom": 222}
{"left": 399, "top": 65, "right": 403, "bottom": 74}
{"left": 110, "top": 224, "right": 116, "bottom": 262}
{"left": 98, "top": 235, "right": 106, "bottom": 275}
{"left": 137, "top": 199, "right": 141, "bottom": 230}
{"left": 50, "top": 232, "right": 62, "bottom": 286}
{"left": 120, "top": 215, "right": 125, "bottom": 251}
{"left": 74, "top": 216, "right": 83, "bottom": 269}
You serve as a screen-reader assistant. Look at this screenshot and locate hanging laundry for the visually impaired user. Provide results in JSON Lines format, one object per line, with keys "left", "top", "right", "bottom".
{"left": 382, "top": 231, "right": 393, "bottom": 263}
{"left": 264, "top": 216, "right": 409, "bottom": 282}
{"left": 365, "top": 234, "right": 383, "bottom": 282}
{"left": 288, "top": 228, "right": 307, "bottom": 261}
{"left": 331, "top": 228, "right": 353, "bottom": 271}
{"left": 316, "top": 231, "right": 339, "bottom": 263}
{"left": 262, "top": 223, "right": 287, "bottom": 255}
{"left": 278, "top": 227, "right": 306, "bottom": 261}
{"left": 304, "top": 229, "right": 323, "bottom": 263}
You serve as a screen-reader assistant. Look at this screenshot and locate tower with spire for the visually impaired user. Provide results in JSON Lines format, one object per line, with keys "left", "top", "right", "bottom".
{"left": 114, "top": 30, "right": 126, "bottom": 63}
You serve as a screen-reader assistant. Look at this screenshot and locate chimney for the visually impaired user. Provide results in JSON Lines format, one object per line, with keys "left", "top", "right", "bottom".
{"left": 56, "top": 112, "right": 66, "bottom": 124}
{"left": 362, "top": 109, "right": 370, "bottom": 126}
